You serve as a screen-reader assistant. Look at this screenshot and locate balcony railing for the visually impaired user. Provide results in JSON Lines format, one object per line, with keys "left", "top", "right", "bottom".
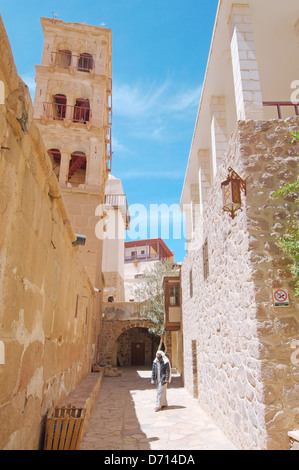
{"left": 125, "top": 253, "right": 163, "bottom": 263}
{"left": 50, "top": 51, "right": 95, "bottom": 72}
{"left": 263, "top": 101, "right": 299, "bottom": 119}
{"left": 42, "top": 102, "right": 92, "bottom": 123}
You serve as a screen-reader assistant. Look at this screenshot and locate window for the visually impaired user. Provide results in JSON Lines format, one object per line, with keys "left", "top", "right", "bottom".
{"left": 189, "top": 269, "right": 193, "bottom": 298}
{"left": 203, "top": 238, "right": 209, "bottom": 280}
{"left": 170, "top": 286, "right": 180, "bottom": 306}
{"left": 73, "top": 98, "right": 91, "bottom": 123}
{"left": 78, "top": 53, "right": 93, "bottom": 72}
{"left": 53, "top": 94, "right": 67, "bottom": 120}
{"left": 55, "top": 50, "right": 72, "bottom": 68}
{"left": 68, "top": 151, "right": 86, "bottom": 186}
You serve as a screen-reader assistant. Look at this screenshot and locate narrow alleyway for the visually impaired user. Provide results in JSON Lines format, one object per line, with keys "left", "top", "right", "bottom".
{"left": 80, "top": 367, "right": 237, "bottom": 450}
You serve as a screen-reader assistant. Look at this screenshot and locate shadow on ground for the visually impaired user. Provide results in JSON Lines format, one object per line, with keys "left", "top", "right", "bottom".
{"left": 80, "top": 366, "right": 184, "bottom": 450}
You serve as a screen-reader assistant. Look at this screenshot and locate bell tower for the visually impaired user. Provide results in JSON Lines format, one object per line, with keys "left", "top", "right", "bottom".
{"left": 33, "top": 17, "right": 112, "bottom": 287}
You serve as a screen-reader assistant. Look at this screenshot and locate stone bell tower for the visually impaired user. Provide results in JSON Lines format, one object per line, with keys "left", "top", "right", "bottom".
{"left": 33, "top": 17, "right": 112, "bottom": 288}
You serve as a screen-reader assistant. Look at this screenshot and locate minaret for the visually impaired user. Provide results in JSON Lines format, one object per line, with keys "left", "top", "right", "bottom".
{"left": 33, "top": 17, "right": 112, "bottom": 289}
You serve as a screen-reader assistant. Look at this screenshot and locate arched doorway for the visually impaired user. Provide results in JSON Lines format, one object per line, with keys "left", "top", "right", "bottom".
{"left": 111, "top": 327, "right": 160, "bottom": 367}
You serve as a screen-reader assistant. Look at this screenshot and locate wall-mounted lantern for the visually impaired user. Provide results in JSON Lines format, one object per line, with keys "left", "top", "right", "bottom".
{"left": 221, "top": 167, "right": 246, "bottom": 219}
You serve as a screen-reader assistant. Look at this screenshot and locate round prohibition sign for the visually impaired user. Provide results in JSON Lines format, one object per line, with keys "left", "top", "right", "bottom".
{"left": 274, "top": 289, "right": 288, "bottom": 303}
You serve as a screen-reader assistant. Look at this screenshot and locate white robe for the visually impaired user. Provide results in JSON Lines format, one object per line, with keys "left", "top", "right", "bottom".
{"left": 156, "top": 361, "right": 168, "bottom": 408}
{"left": 153, "top": 351, "right": 171, "bottom": 409}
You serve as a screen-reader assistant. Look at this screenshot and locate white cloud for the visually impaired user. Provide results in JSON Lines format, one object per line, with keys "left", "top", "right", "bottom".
{"left": 112, "top": 136, "right": 126, "bottom": 153}
{"left": 113, "top": 81, "right": 169, "bottom": 118}
{"left": 169, "top": 86, "right": 202, "bottom": 112}
{"left": 112, "top": 80, "right": 202, "bottom": 146}
{"left": 113, "top": 80, "right": 201, "bottom": 119}
{"left": 120, "top": 169, "right": 185, "bottom": 180}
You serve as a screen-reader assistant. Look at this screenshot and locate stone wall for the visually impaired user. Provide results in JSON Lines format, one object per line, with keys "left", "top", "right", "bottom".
{"left": 116, "top": 328, "right": 160, "bottom": 366}
{"left": 98, "top": 302, "right": 159, "bottom": 366}
{"left": 181, "top": 117, "right": 298, "bottom": 450}
{"left": 0, "top": 17, "right": 101, "bottom": 449}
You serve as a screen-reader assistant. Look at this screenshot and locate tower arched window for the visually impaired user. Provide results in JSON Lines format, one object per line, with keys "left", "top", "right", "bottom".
{"left": 55, "top": 50, "right": 72, "bottom": 68}
{"left": 78, "top": 53, "right": 93, "bottom": 72}
{"left": 73, "top": 98, "right": 91, "bottom": 123}
{"left": 68, "top": 151, "right": 87, "bottom": 187}
{"left": 53, "top": 94, "right": 67, "bottom": 120}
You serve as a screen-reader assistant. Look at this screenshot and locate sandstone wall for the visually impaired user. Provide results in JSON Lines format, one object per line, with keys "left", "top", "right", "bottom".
{"left": 62, "top": 190, "right": 104, "bottom": 287}
{"left": 181, "top": 118, "right": 298, "bottom": 450}
{"left": 102, "top": 271, "right": 125, "bottom": 302}
{"left": 0, "top": 17, "right": 101, "bottom": 449}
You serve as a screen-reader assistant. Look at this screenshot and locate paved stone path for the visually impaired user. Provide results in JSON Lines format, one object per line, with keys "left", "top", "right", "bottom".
{"left": 80, "top": 366, "right": 237, "bottom": 450}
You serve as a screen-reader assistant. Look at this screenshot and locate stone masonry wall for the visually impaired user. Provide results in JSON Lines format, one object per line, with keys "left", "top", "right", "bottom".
{"left": 0, "top": 17, "right": 100, "bottom": 449}
{"left": 98, "top": 302, "right": 156, "bottom": 366}
{"left": 116, "top": 328, "right": 160, "bottom": 366}
{"left": 181, "top": 117, "right": 298, "bottom": 450}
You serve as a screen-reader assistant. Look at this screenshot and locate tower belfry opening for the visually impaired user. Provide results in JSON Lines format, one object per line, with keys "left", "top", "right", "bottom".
{"left": 73, "top": 98, "right": 91, "bottom": 123}
{"left": 68, "top": 151, "right": 87, "bottom": 186}
{"left": 53, "top": 93, "right": 67, "bottom": 119}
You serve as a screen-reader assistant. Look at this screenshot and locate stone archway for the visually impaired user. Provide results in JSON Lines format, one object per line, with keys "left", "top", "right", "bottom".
{"left": 98, "top": 319, "right": 158, "bottom": 366}
{"left": 98, "top": 302, "right": 159, "bottom": 367}
{"left": 112, "top": 327, "right": 160, "bottom": 367}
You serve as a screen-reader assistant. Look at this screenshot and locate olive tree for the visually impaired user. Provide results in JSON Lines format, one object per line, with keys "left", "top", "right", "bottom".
{"left": 134, "top": 259, "right": 178, "bottom": 350}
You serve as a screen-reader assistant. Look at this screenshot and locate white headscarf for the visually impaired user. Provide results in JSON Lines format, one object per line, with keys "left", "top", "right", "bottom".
{"left": 154, "top": 350, "right": 172, "bottom": 383}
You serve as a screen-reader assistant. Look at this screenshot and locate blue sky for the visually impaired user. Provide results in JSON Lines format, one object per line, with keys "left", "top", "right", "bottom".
{"left": 0, "top": 0, "right": 219, "bottom": 262}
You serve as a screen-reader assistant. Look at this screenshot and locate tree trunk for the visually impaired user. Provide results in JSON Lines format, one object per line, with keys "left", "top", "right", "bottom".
{"left": 158, "top": 335, "right": 167, "bottom": 354}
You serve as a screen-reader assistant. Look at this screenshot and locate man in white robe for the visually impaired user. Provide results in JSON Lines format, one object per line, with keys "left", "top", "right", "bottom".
{"left": 151, "top": 350, "right": 171, "bottom": 412}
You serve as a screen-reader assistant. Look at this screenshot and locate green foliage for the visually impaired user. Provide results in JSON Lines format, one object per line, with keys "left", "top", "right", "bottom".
{"left": 291, "top": 130, "right": 299, "bottom": 144}
{"left": 272, "top": 173, "right": 299, "bottom": 296}
{"left": 135, "top": 259, "right": 178, "bottom": 337}
{"left": 272, "top": 180, "right": 299, "bottom": 199}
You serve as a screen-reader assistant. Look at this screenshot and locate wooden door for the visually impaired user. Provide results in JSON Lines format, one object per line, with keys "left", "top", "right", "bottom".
{"left": 131, "top": 342, "right": 145, "bottom": 365}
